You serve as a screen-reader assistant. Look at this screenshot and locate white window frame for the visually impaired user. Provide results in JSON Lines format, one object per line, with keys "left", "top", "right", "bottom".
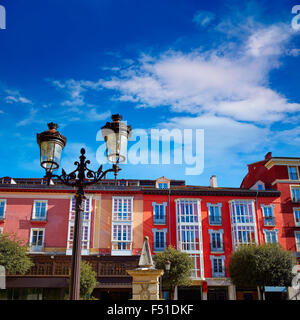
{"left": 291, "top": 186, "right": 300, "bottom": 203}
{"left": 0, "top": 227, "right": 3, "bottom": 235}
{"left": 210, "top": 255, "right": 225, "bottom": 278}
{"left": 176, "top": 199, "right": 204, "bottom": 279}
{"left": 263, "top": 229, "right": 278, "bottom": 244}
{"left": 0, "top": 200, "right": 6, "bottom": 220}
{"left": 111, "top": 196, "right": 133, "bottom": 256}
{"left": 288, "top": 166, "right": 299, "bottom": 181}
{"left": 293, "top": 208, "right": 300, "bottom": 227}
{"left": 152, "top": 202, "right": 167, "bottom": 225}
{"left": 207, "top": 203, "right": 222, "bottom": 225}
{"left": 261, "top": 204, "right": 275, "bottom": 226}
{"left": 29, "top": 228, "right": 45, "bottom": 252}
{"left": 32, "top": 200, "right": 48, "bottom": 220}
{"left": 208, "top": 229, "right": 224, "bottom": 252}
{"left": 111, "top": 222, "right": 132, "bottom": 255}
{"left": 66, "top": 196, "right": 92, "bottom": 255}
{"left": 295, "top": 231, "right": 300, "bottom": 252}
{"left": 229, "top": 200, "right": 258, "bottom": 249}
{"left": 152, "top": 228, "right": 167, "bottom": 252}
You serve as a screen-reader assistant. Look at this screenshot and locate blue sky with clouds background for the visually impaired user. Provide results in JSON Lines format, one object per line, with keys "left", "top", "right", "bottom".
{"left": 0, "top": 0, "right": 300, "bottom": 187}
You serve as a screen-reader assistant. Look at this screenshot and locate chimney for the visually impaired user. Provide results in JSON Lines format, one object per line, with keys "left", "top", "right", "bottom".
{"left": 265, "top": 152, "right": 272, "bottom": 160}
{"left": 210, "top": 175, "right": 218, "bottom": 188}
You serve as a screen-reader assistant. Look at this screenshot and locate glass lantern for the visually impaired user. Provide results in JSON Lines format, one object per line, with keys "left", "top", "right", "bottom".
{"left": 37, "top": 123, "right": 67, "bottom": 172}
{"left": 101, "top": 114, "right": 132, "bottom": 164}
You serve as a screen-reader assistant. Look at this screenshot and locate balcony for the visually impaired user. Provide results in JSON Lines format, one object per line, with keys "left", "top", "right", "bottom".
{"left": 111, "top": 242, "right": 132, "bottom": 256}
{"left": 153, "top": 242, "right": 167, "bottom": 252}
{"left": 264, "top": 216, "right": 276, "bottom": 226}
{"left": 210, "top": 243, "right": 224, "bottom": 253}
{"left": 30, "top": 245, "right": 44, "bottom": 253}
{"left": 209, "top": 216, "right": 222, "bottom": 225}
{"left": 7, "top": 255, "right": 139, "bottom": 277}
{"left": 153, "top": 217, "right": 166, "bottom": 225}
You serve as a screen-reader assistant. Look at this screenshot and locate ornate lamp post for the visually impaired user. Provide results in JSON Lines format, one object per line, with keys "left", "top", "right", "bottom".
{"left": 37, "top": 115, "right": 132, "bottom": 300}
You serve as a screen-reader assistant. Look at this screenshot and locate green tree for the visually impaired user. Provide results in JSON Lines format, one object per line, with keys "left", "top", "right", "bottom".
{"left": 79, "top": 261, "right": 98, "bottom": 299}
{"left": 153, "top": 246, "right": 194, "bottom": 300}
{"left": 0, "top": 233, "right": 33, "bottom": 274}
{"left": 228, "top": 243, "right": 296, "bottom": 300}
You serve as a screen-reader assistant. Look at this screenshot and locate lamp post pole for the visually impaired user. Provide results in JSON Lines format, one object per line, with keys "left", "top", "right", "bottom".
{"left": 37, "top": 115, "right": 131, "bottom": 300}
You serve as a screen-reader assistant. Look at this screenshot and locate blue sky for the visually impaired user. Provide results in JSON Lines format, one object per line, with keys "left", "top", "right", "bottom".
{"left": 0, "top": 0, "right": 300, "bottom": 188}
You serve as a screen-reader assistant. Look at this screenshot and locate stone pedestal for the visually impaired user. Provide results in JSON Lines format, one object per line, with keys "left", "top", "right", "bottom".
{"left": 127, "top": 268, "right": 164, "bottom": 300}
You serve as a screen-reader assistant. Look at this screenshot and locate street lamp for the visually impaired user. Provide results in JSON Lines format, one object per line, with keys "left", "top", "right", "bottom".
{"left": 165, "top": 260, "right": 171, "bottom": 273}
{"left": 160, "top": 260, "right": 171, "bottom": 300}
{"left": 37, "top": 115, "right": 132, "bottom": 300}
{"left": 164, "top": 260, "right": 171, "bottom": 300}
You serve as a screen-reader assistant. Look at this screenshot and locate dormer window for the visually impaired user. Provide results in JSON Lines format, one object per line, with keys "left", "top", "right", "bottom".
{"left": 158, "top": 183, "right": 168, "bottom": 189}
{"left": 155, "top": 177, "right": 170, "bottom": 189}
{"left": 1, "top": 177, "right": 16, "bottom": 184}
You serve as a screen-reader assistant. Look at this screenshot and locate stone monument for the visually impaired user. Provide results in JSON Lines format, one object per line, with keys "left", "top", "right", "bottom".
{"left": 127, "top": 236, "right": 164, "bottom": 300}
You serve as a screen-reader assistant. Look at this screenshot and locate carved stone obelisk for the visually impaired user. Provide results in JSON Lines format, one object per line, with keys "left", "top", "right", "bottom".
{"left": 127, "top": 236, "right": 164, "bottom": 300}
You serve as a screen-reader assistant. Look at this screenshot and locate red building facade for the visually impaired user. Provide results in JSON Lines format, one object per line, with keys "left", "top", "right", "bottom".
{"left": 0, "top": 154, "right": 298, "bottom": 300}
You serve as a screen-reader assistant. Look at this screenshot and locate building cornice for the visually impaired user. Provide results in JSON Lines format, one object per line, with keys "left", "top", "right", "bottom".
{"left": 265, "top": 158, "right": 300, "bottom": 170}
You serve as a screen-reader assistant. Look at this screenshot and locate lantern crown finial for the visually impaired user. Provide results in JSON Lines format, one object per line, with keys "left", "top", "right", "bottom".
{"left": 111, "top": 114, "right": 122, "bottom": 122}
{"left": 47, "top": 122, "right": 58, "bottom": 131}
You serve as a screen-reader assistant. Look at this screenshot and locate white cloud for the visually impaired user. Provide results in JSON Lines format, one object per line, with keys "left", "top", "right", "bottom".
{"left": 99, "top": 38, "right": 300, "bottom": 123}
{"left": 246, "top": 24, "right": 292, "bottom": 57}
{"left": 52, "top": 79, "right": 102, "bottom": 107}
{"left": 4, "top": 89, "right": 33, "bottom": 104}
{"left": 193, "top": 10, "right": 216, "bottom": 28}
{"left": 286, "top": 48, "right": 300, "bottom": 57}
{"left": 16, "top": 108, "right": 44, "bottom": 127}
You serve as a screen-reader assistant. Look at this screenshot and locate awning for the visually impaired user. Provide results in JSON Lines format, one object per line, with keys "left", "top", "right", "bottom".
{"left": 264, "top": 286, "right": 287, "bottom": 292}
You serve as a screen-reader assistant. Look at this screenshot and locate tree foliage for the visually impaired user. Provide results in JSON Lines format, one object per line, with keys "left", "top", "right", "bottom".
{"left": 0, "top": 233, "right": 33, "bottom": 274}
{"left": 80, "top": 260, "right": 98, "bottom": 299}
{"left": 153, "top": 246, "right": 194, "bottom": 289}
{"left": 228, "top": 243, "right": 296, "bottom": 288}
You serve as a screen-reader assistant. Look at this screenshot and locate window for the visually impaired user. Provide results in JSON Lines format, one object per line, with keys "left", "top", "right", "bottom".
{"left": 153, "top": 229, "right": 167, "bottom": 252}
{"left": 0, "top": 228, "right": 3, "bottom": 235}
{"left": 0, "top": 200, "right": 6, "bottom": 220}
{"left": 233, "top": 226, "right": 256, "bottom": 245}
{"left": 70, "top": 197, "right": 91, "bottom": 220}
{"left": 261, "top": 205, "right": 275, "bottom": 226}
{"left": 32, "top": 200, "right": 47, "bottom": 220}
{"left": 176, "top": 199, "right": 203, "bottom": 279}
{"left": 67, "top": 225, "right": 90, "bottom": 250}
{"left": 263, "top": 229, "right": 278, "bottom": 244}
{"left": 112, "top": 197, "right": 132, "bottom": 222}
{"left": 207, "top": 203, "right": 222, "bottom": 225}
{"left": 30, "top": 229, "right": 45, "bottom": 252}
{"left": 153, "top": 202, "right": 166, "bottom": 224}
{"left": 111, "top": 197, "right": 133, "bottom": 255}
{"left": 209, "top": 230, "right": 224, "bottom": 252}
{"left": 67, "top": 196, "right": 91, "bottom": 255}
{"left": 294, "top": 208, "right": 300, "bottom": 227}
{"left": 210, "top": 256, "right": 225, "bottom": 278}
{"left": 180, "top": 225, "right": 199, "bottom": 251}
{"left": 295, "top": 232, "right": 300, "bottom": 252}
{"left": 230, "top": 200, "right": 258, "bottom": 249}
{"left": 158, "top": 183, "right": 168, "bottom": 189}
{"left": 289, "top": 166, "right": 299, "bottom": 180}
{"left": 291, "top": 187, "right": 300, "bottom": 203}
{"left": 112, "top": 224, "right": 132, "bottom": 252}
{"left": 257, "top": 184, "right": 264, "bottom": 190}
{"left": 231, "top": 201, "right": 254, "bottom": 224}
